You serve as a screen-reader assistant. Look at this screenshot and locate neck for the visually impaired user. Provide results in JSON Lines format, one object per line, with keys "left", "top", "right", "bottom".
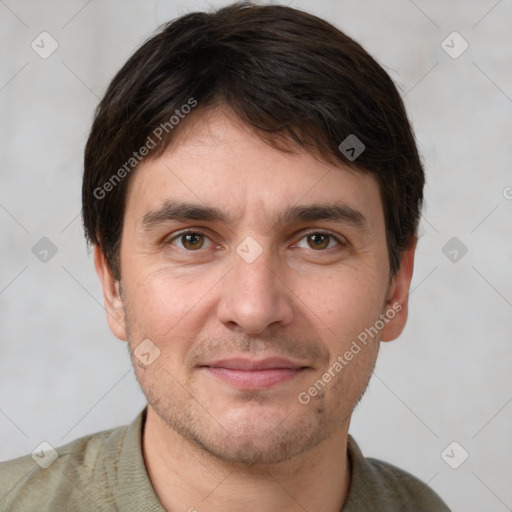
{"left": 142, "top": 406, "right": 351, "bottom": 512}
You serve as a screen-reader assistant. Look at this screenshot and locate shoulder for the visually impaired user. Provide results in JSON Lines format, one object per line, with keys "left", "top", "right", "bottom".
{"left": 0, "top": 423, "right": 129, "bottom": 512}
{"left": 364, "top": 456, "right": 450, "bottom": 509}
{"left": 345, "top": 435, "right": 451, "bottom": 511}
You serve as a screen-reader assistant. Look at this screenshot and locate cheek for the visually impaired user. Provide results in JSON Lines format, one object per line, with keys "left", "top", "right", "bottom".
{"left": 296, "top": 265, "right": 386, "bottom": 343}
{"left": 124, "top": 273, "right": 198, "bottom": 389}
{"left": 122, "top": 265, "right": 215, "bottom": 347}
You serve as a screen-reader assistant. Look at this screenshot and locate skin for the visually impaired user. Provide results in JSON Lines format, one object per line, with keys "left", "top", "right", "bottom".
{"left": 95, "top": 107, "right": 416, "bottom": 511}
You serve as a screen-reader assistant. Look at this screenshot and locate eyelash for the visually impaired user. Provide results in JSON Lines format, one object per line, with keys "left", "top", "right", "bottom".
{"left": 167, "top": 229, "right": 347, "bottom": 251}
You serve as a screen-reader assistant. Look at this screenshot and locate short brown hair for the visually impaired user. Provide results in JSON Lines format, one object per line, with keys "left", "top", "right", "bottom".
{"left": 82, "top": 1, "right": 424, "bottom": 280}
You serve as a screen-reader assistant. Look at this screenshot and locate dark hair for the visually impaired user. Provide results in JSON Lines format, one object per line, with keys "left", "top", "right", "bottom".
{"left": 83, "top": 1, "right": 424, "bottom": 281}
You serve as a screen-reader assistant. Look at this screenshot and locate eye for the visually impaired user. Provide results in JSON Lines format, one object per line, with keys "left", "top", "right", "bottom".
{"left": 296, "top": 232, "right": 344, "bottom": 251}
{"left": 169, "top": 230, "right": 212, "bottom": 250}
{"left": 167, "top": 230, "right": 344, "bottom": 253}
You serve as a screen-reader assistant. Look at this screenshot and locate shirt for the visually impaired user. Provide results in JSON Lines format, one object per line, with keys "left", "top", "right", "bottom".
{"left": 0, "top": 408, "right": 451, "bottom": 511}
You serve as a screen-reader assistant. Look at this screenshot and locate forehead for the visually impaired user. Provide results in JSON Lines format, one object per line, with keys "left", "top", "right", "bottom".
{"left": 124, "top": 108, "right": 384, "bottom": 233}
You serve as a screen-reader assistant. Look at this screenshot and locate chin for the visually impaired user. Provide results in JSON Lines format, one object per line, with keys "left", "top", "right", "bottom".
{"left": 144, "top": 374, "right": 346, "bottom": 466}
{"left": 169, "top": 401, "right": 333, "bottom": 465}
{"left": 198, "top": 425, "right": 322, "bottom": 465}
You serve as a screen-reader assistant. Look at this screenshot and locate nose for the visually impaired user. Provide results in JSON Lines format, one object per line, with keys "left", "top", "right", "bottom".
{"left": 216, "top": 243, "right": 294, "bottom": 335}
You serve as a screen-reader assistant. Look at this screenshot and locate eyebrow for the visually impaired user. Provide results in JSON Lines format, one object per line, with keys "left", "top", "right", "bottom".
{"left": 141, "top": 200, "right": 370, "bottom": 233}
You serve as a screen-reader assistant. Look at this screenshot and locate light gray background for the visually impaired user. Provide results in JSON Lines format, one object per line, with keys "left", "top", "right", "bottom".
{"left": 1, "top": 0, "right": 511, "bottom": 510}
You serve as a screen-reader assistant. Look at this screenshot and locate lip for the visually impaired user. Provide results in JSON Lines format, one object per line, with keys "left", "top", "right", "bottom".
{"left": 200, "top": 357, "right": 309, "bottom": 390}
{"left": 204, "top": 357, "right": 306, "bottom": 371}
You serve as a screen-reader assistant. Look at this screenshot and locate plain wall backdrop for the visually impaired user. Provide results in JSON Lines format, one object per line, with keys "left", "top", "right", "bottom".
{"left": 1, "top": 0, "right": 511, "bottom": 510}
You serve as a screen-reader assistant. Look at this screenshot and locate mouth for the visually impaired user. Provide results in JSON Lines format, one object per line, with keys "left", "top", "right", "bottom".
{"left": 199, "top": 357, "right": 310, "bottom": 390}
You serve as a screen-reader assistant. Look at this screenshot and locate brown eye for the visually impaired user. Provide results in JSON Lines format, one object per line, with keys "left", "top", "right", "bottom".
{"left": 176, "top": 232, "right": 206, "bottom": 250}
{"left": 307, "top": 233, "right": 331, "bottom": 250}
{"left": 295, "top": 232, "right": 343, "bottom": 251}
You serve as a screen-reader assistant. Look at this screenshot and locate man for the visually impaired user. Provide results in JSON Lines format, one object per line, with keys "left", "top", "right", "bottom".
{"left": 0, "top": 2, "right": 451, "bottom": 511}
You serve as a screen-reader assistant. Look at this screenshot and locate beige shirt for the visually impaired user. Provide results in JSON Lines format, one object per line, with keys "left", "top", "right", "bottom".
{"left": 0, "top": 409, "right": 451, "bottom": 511}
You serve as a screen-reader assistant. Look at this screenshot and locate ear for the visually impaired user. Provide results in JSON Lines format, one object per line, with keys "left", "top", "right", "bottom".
{"left": 93, "top": 245, "right": 127, "bottom": 341}
{"left": 380, "top": 237, "right": 417, "bottom": 342}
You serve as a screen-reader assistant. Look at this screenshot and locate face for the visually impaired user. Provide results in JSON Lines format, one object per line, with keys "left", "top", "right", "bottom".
{"left": 96, "top": 108, "right": 415, "bottom": 465}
